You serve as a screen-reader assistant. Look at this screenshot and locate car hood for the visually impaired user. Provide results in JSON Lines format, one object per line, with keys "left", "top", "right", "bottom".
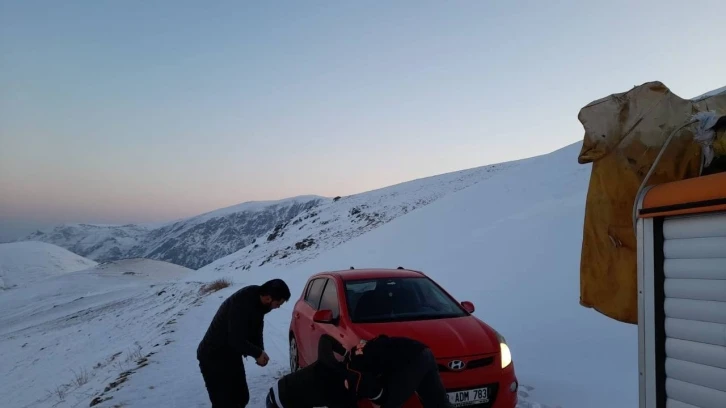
{"left": 351, "top": 315, "right": 499, "bottom": 358}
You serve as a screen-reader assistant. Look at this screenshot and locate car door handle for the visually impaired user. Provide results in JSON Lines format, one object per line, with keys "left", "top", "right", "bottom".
{"left": 295, "top": 312, "right": 300, "bottom": 319}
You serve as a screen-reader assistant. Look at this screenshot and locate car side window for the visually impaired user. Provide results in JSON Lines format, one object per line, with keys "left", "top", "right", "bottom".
{"left": 303, "top": 279, "right": 314, "bottom": 299}
{"left": 318, "top": 279, "right": 340, "bottom": 319}
{"left": 305, "top": 278, "right": 326, "bottom": 309}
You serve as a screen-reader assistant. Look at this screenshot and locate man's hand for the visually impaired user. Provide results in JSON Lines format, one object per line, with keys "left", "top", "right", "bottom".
{"left": 256, "top": 350, "right": 270, "bottom": 366}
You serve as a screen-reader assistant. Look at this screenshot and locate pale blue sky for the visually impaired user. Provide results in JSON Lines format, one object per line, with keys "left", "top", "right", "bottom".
{"left": 1, "top": 0, "right": 725, "bottom": 240}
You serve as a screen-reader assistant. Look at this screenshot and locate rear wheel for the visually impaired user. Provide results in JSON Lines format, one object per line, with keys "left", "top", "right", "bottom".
{"left": 289, "top": 335, "right": 299, "bottom": 372}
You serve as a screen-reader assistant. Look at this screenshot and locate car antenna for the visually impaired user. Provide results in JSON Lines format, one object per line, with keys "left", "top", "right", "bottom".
{"left": 397, "top": 266, "right": 404, "bottom": 270}
{"left": 350, "top": 266, "right": 355, "bottom": 269}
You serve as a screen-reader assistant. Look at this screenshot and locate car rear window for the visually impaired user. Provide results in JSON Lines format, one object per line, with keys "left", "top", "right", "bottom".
{"left": 344, "top": 277, "right": 467, "bottom": 323}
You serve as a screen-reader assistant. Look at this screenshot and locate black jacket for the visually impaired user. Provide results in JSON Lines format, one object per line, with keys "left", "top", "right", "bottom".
{"left": 274, "top": 334, "right": 429, "bottom": 408}
{"left": 275, "top": 334, "right": 354, "bottom": 408}
{"left": 343, "top": 335, "right": 429, "bottom": 403}
{"left": 197, "top": 285, "right": 268, "bottom": 362}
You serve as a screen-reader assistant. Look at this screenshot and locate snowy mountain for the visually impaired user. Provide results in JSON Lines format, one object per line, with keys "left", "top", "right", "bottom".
{"left": 24, "top": 160, "right": 520, "bottom": 272}
{"left": 0, "top": 241, "right": 98, "bottom": 290}
{"left": 23, "top": 196, "right": 325, "bottom": 270}
{"left": 202, "top": 159, "right": 520, "bottom": 274}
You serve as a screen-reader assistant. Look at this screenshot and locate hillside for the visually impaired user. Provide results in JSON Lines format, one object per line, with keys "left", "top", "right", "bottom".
{"left": 202, "top": 159, "right": 520, "bottom": 274}
{"left": 0, "top": 241, "right": 98, "bottom": 290}
{"left": 23, "top": 196, "right": 324, "bottom": 269}
{"left": 0, "top": 258, "right": 198, "bottom": 408}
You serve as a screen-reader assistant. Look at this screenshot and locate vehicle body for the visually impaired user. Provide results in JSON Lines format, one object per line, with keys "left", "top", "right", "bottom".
{"left": 636, "top": 172, "right": 726, "bottom": 408}
{"left": 288, "top": 267, "right": 518, "bottom": 408}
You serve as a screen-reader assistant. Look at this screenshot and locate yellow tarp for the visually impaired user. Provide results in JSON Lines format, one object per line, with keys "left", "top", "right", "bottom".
{"left": 577, "top": 81, "right": 726, "bottom": 324}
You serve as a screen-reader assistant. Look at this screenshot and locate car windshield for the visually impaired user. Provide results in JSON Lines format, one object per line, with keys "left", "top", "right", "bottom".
{"left": 344, "top": 277, "right": 468, "bottom": 323}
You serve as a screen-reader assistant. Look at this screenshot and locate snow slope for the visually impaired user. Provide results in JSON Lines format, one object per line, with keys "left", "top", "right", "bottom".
{"left": 0, "top": 258, "right": 199, "bottom": 408}
{"left": 203, "top": 159, "right": 520, "bottom": 274}
{"left": 0, "top": 241, "right": 98, "bottom": 290}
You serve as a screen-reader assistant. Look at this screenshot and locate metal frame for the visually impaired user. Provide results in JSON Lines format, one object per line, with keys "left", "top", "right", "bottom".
{"left": 637, "top": 185, "right": 657, "bottom": 408}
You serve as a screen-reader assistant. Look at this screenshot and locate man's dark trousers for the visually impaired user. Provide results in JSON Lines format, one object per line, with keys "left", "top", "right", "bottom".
{"left": 381, "top": 348, "right": 451, "bottom": 408}
{"left": 199, "top": 357, "right": 249, "bottom": 408}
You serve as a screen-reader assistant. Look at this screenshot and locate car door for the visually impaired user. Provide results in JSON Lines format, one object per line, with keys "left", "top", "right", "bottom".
{"left": 296, "top": 277, "right": 326, "bottom": 365}
{"left": 311, "top": 277, "right": 349, "bottom": 362}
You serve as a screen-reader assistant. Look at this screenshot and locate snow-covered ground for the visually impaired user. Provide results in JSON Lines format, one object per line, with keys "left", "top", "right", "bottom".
{"left": 0, "top": 241, "right": 99, "bottom": 290}
{"left": 0, "top": 258, "right": 198, "bottom": 408}
{"left": 0, "top": 141, "right": 638, "bottom": 408}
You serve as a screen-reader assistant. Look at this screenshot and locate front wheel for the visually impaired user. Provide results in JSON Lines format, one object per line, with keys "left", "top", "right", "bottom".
{"left": 289, "top": 335, "right": 299, "bottom": 373}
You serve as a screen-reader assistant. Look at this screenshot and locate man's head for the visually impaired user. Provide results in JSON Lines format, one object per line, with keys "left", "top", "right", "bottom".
{"left": 259, "top": 278, "right": 291, "bottom": 311}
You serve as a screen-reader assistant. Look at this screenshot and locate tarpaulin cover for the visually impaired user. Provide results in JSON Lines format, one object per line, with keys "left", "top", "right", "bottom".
{"left": 577, "top": 81, "right": 726, "bottom": 324}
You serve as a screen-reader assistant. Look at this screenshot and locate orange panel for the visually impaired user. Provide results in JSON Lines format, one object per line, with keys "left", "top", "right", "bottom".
{"left": 639, "top": 172, "right": 726, "bottom": 218}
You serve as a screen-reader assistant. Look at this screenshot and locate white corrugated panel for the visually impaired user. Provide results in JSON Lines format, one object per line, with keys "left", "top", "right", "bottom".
{"left": 664, "top": 259, "right": 726, "bottom": 279}
{"left": 664, "top": 280, "right": 726, "bottom": 302}
{"left": 664, "top": 237, "right": 726, "bottom": 259}
{"left": 666, "top": 399, "right": 703, "bottom": 408}
{"left": 664, "top": 299, "right": 726, "bottom": 324}
{"left": 666, "top": 338, "right": 726, "bottom": 369}
{"left": 665, "top": 318, "right": 726, "bottom": 346}
{"left": 663, "top": 213, "right": 726, "bottom": 408}
{"left": 663, "top": 212, "right": 726, "bottom": 239}
{"left": 666, "top": 378, "right": 726, "bottom": 408}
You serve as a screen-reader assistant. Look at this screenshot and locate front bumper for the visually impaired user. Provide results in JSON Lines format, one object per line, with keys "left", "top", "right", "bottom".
{"left": 358, "top": 355, "right": 518, "bottom": 408}
{"left": 437, "top": 360, "right": 518, "bottom": 408}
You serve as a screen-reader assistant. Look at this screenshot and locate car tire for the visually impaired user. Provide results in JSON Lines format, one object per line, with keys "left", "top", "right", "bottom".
{"left": 289, "top": 335, "right": 299, "bottom": 373}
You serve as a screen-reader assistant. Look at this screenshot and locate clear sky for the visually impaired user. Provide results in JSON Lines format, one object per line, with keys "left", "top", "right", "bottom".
{"left": 1, "top": 0, "right": 725, "bottom": 241}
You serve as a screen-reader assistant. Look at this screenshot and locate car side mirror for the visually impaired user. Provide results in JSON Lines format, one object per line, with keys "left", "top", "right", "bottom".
{"left": 313, "top": 309, "right": 336, "bottom": 324}
{"left": 461, "top": 301, "right": 475, "bottom": 313}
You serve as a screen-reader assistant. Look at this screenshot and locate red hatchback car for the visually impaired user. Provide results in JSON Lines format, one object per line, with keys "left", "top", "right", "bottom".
{"left": 288, "top": 268, "right": 518, "bottom": 408}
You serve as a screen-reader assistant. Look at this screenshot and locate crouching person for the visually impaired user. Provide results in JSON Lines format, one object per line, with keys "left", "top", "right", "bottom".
{"left": 265, "top": 334, "right": 355, "bottom": 408}
{"left": 266, "top": 334, "right": 451, "bottom": 408}
{"left": 344, "top": 334, "right": 452, "bottom": 408}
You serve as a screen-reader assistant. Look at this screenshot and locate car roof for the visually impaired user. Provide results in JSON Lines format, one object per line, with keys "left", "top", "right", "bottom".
{"left": 311, "top": 267, "right": 426, "bottom": 281}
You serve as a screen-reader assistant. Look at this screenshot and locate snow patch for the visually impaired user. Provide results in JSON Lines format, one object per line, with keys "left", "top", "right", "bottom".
{"left": 0, "top": 241, "right": 98, "bottom": 290}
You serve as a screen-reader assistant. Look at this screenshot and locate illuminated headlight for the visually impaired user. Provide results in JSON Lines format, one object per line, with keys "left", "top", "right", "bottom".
{"left": 495, "top": 330, "right": 512, "bottom": 369}
{"left": 500, "top": 342, "right": 512, "bottom": 368}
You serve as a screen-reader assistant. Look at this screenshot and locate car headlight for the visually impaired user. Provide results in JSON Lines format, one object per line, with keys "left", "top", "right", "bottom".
{"left": 500, "top": 342, "right": 512, "bottom": 369}
{"left": 495, "top": 331, "right": 512, "bottom": 369}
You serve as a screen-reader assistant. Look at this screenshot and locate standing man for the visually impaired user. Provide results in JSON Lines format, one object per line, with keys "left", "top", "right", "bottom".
{"left": 197, "top": 278, "right": 291, "bottom": 408}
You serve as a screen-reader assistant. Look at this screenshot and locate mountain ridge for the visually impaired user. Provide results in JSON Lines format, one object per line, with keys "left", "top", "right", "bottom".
{"left": 24, "top": 196, "right": 325, "bottom": 269}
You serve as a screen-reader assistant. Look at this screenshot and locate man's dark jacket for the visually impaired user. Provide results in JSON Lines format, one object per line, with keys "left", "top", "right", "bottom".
{"left": 274, "top": 334, "right": 355, "bottom": 408}
{"left": 272, "top": 334, "right": 429, "bottom": 408}
{"left": 197, "top": 285, "right": 268, "bottom": 362}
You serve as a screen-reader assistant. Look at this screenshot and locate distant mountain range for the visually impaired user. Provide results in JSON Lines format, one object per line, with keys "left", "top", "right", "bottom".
{"left": 23, "top": 196, "right": 324, "bottom": 269}
{"left": 23, "top": 159, "right": 520, "bottom": 272}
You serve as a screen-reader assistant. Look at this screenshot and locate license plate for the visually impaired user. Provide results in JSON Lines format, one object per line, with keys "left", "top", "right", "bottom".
{"left": 447, "top": 387, "right": 489, "bottom": 406}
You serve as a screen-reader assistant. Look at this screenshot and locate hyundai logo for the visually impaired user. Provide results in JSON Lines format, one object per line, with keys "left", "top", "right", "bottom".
{"left": 448, "top": 360, "right": 465, "bottom": 371}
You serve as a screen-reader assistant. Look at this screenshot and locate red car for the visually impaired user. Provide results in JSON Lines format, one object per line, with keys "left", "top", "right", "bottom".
{"left": 288, "top": 267, "right": 518, "bottom": 408}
